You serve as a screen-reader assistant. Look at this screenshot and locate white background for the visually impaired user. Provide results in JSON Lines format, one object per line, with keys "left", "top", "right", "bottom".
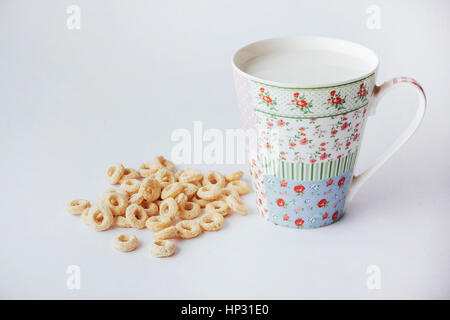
{"left": 0, "top": 0, "right": 449, "bottom": 299}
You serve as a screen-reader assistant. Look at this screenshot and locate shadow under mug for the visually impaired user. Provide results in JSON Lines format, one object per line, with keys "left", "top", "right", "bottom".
{"left": 232, "top": 36, "right": 426, "bottom": 229}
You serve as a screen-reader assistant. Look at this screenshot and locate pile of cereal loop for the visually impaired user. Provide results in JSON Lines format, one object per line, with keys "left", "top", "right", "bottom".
{"left": 66, "top": 156, "right": 250, "bottom": 257}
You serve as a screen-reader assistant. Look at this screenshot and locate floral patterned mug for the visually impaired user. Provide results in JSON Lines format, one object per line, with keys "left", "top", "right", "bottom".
{"left": 232, "top": 36, "right": 426, "bottom": 229}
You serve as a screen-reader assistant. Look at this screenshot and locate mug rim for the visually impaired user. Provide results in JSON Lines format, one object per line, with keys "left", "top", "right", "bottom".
{"left": 232, "top": 36, "right": 379, "bottom": 89}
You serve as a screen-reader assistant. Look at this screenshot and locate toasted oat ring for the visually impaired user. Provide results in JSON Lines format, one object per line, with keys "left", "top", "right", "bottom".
{"left": 178, "top": 201, "right": 201, "bottom": 220}
{"left": 205, "top": 200, "right": 230, "bottom": 217}
{"left": 139, "top": 177, "right": 161, "bottom": 202}
{"left": 125, "top": 204, "right": 148, "bottom": 229}
{"left": 155, "top": 156, "right": 175, "bottom": 172}
{"left": 152, "top": 226, "right": 178, "bottom": 240}
{"left": 161, "top": 182, "right": 183, "bottom": 200}
{"left": 120, "top": 178, "right": 141, "bottom": 195}
{"left": 149, "top": 240, "right": 176, "bottom": 257}
{"left": 103, "top": 191, "right": 129, "bottom": 216}
{"left": 115, "top": 216, "right": 131, "bottom": 228}
{"left": 81, "top": 208, "right": 91, "bottom": 225}
{"left": 175, "top": 193, "right": 188, "bottom": 206}
{"left": 102, "top": 189, "right": 128, "bottom": 200}
{"left": 106, "top": 163, "right": 125, "bottom": 185}
{"left": 225, "top": 171, "right": 244, "bottom": 182}
{"left": 219, "top": 188, "right": 240, "bottom": 201}
{"left": 180, "top": 183, "right": 198, "bottom": 198}
{"left": 159, "top": 198, "right": 178, "bottom": 220}
{"left": 112, "top": 234, "right": 138, "bottom": 252}
{"left": 226, "top": 180, "right": 251, "bottom": 195}
{"left": 140, "top": 200, "right": 158, "bottom": 217}
{"left": 67, "top": 199, "right": 90, "bottom": 215}
{"left": 191, "top": 195, "right": 210, "bottom": 208}
{"left": 225, "top": 196, "right": 248, "bottom": 215}
{"left": 176, "top": 220, "right": 202, "bottom": 239}
{"left": 178, "top": 168, "right": 203, "bottom": 183}
{"left": 88, "top": 205, "right": 114, "bottom": 231}
{"left": 202, "top": 171, "right": 226, "bottom": 188}
{"left": 129, "top": 192, "right": 144, "bottom": 204}
{"left": 199, "top": 212, "right": 224, "bottom": 231}
{"left": 154, "top": 168, "right": 176, "bottom": 188}
{"left": 119, "top": 168, "right": 140, "bottom": 183}
{"left": 145, "top": 215, "right": 172, "bottom": 232}
{"left": 197, "top": 184, "right": 221, "bottom": 200}
{"left": 138, "top": 160, "right": 163, "bottom": 177}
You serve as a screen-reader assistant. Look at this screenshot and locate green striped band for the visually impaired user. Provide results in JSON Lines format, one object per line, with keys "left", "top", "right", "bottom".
{"left": 260, "top": 150, "right": 358, "bottom": 181}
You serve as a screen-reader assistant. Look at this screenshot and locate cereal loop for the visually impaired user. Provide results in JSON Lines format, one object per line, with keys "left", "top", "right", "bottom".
{"left": 205, "top": 200, "right": 230, "bottom": 217}
{"left": 106, "top": 163, "right": 125, "bottom": 185}
{"left": 199, "top": 212, "right": 224, "bottom": 231}
{"left": 103, "top": 191, "right": 129, "bottom": 216}
{"left": 202, "top": 171, "right": 226, "bottom": 188}
{"left": 192, "top": 195, "right": 210, "bottom": 208}
{"left": 197, "top": 185, "right": 220, "bottom": 200}
{"left": 153, "top": 226, "right": 178, "bottom": 240}
{"left": 175, "top": 193, "right": 188, "bottom": 205}
{"left": 155, "top": 156, "right": 175, "bottom": 172}
{"left": 138, "top": 160, "right": 163, "bottom": 177}
{"left": 161, "top": 182, "right": 183, "bottom": 200}
{"left": 139, "top": 177, "right": 161, "bottom": 202}
{"left": 226, "top": 180, "right": 251, "bottom": 195}
{"left": 141, "top": 200, "right": 159, "bottom": 216}
{"left": 115, "top": 216, "right": 131, "bottom": 228}
{"left": 219, "top": 188, "right": 239, "bottom": 201}
{"left": 120, "top": 178, "right": 141, "bottom": 195}
{"left": 88, "top": 205, "right": 114, "bottom": 231}
{"left": 225, "top": 196, "right": 248, "bottom": 215}
{"left": 180, "top": 183, "right": 198, "bottom": 198}
{"left": 129, "top": 192, "right": 144, "bottom": 204}
{"left": 149, "top": 240, "right": 176, "bottom": 257}
{"left": 67, "top": 199, "right": 90, "bottom": 215}
{"left": 125, "top": 204, "right": 148, "bottom": 229}
{"left": 81, "top": 207, "right": 91, "bottom": 225}
{"left": 154, "top": 168, "right": 176, "bottom": 188}
{"left": 178, "top": 201, "right": 201, "bottom": 220}
{"left": 112, "top": 234, "right": 138, "bottom": 252}
{"left": 176, "top": 220, "right": 202, "bottom": 239}
{"left": 178, "top": 168, "right": 203, "bottom": 183}
{"left": 159, "top": 198, "right": 178, "bottom": 220}
{"left": 224, "top": 171, "right": 244, "bottom": 182}
{"left": 119, "top": 168, "right": 140, "bottom": 183}
{"left": 145, "top": 215, "right": 172, "bottom": 232}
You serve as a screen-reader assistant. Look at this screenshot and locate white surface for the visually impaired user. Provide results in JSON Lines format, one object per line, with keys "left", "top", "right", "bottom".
{"left": 0, "top": 0, "right": 449, "bottom": 299}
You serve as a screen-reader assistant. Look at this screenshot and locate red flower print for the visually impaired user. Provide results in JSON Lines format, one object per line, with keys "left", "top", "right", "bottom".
{"left": 326, "top": 179, "right": 334, "bottom": 187}
{"left": 277, "top": 119, "right": 285, "bottom": 126}
{"left": 295, "top": 218, "right": 304, "bottom": 227}
{"left": 322, "top": 212, "right": 329, "bottom": 220}
{"left": 311, "top": 118, "right": 317, "bottom": 121}
{"left": 332, "top": 211, "right": 339, "bottom": 220}
{"left": 321, "top": 148, "right": 326, "bottom": 151}
{"left": 296, "top": 100, "right": 308, "bottom": 108}
{"left": 360, "top": 83, "right": 364, "bottom": 89}
{"left": 265, "top": 142, "right": 270, "bottom": 149}
{"left": 258, "top": 198, "right": 262, "bottom": 205}
{"left": 346, "top": 141, "right": 351, "bottom": 147}
{"left": 334, "top": 97, "right": 342, "bottom": 104}
{"left": 341, "top": 122, "right": 348, "bottom": 130}
{"left": 252, "top": 159, "right": 256, "bottom": 166}
{"left": 293, "top": 92, "right": 300, "bottom": 98}
{"left": 330, "top": 90, "right": 336, "bottom": 96}
{"left": 276, "top": 198, "right": 285, "bottom": 207}
{"left": 260, "top": 87, "right": 265, "bottom": 92}
{"left": 310, "top": 159, "right": 317, "bottom": 163}
{"left": 318, "top": 199, "right": 328, "bottom": 208}
{"left": 263, "top": 96, "right": 272, "bottom": 103}
{"left": 320, "top": 153, "right": 327, "bottom": 160}
{"left": 294, "top": 185, "right": 305, "bottom": 194}
{"left": 338, "top": 177, "right": 346, "bottom": 187}
{"left": 267, "top": 122, "right": 273, "bottom": 127}
{"left": 283, "top": 214, "right": 290, "bottom": 221}
{"left": 353, "top": 133, "right": 359, "bottom": 141}
{"left": 320, "top": 142, "right": 326, "bottom": 146}
{"left": 337, "top": 155, "right": 342, "bottom": 159}
{"left": 280, "top": 180, "right": 288, "bottom": 187}
{"left": 343, "top": 117, "right": 348, "bottom": 121}
{"left": 331, "top": 129, "right": 338, "bottom": 135}
{"left": 299, "top": 127, "right": 305, "bottom": 131}
{"left": 289, "top": 142, "right": 296, "bottom": 147}
{"left": 300, "top": 138, "right": 308, "bottom": 145}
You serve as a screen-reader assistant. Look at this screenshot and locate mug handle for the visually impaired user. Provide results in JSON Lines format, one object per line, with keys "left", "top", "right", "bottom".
{"left": 346, "top": 77, "right": 427, "bottom": 203}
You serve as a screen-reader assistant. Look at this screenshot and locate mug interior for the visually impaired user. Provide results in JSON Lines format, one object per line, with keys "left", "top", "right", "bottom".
{"left": 233, "top": 36, "right": 379, "bottom": 88}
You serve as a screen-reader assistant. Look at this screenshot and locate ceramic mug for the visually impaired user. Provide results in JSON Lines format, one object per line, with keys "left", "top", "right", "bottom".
{"left": 232, "top": 36, "right": 426, "bottom": 229}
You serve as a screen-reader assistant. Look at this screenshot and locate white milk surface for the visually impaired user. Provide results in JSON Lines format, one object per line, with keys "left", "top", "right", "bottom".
{"left": 241, "top": 49, "right": 373, "bottom": 86}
